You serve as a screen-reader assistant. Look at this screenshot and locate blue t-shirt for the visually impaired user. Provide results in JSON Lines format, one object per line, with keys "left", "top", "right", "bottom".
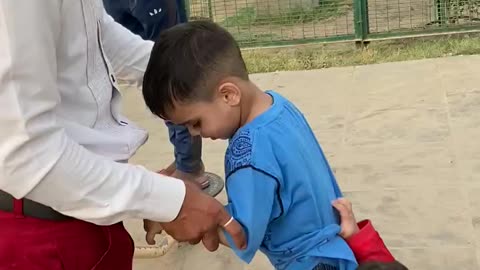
{"left": 224, "top": 91, "right": 357, "bottom": 270}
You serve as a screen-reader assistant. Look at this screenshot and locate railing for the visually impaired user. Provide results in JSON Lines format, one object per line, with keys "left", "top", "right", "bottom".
{"left": 185, "top": 0, "right": 480, "bottom": 47}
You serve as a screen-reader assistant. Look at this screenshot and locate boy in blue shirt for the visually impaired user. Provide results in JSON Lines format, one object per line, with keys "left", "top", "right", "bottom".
{"left": 142, "top": 21, "right": 358, "bottom": 270}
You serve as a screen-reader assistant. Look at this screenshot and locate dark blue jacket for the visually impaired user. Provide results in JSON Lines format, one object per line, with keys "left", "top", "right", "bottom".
{"left": 103, "top": 0, "right": 187, "bottom": 41}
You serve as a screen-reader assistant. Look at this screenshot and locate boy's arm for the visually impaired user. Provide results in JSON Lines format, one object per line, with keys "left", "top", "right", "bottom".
{"left": 333, "top": 199, "right": 395, "bottom": 264}
{"left": 222, "top": 167, "right": 278, "bottom": 263}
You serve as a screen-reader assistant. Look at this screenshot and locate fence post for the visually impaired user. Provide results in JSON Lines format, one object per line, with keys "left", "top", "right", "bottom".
{"left": 183, "top": 0, "right": 191, "bottom": 19}
{"left": 179, "top": 0, "right": 189, "bottom": 22}
{"left": 435, "top": 0, "right": 447, "bottom": 25}
{"left": 353, "top": 0, "right": 369, "bottom": 47}
{"left": 207, "top": 0, "right": 213, "bottom": 20}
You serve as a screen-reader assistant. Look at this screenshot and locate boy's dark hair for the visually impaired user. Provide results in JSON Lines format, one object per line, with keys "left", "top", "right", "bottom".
{"left": 142, "top": 20, "right": 248, "bottom": 119}
{"left": 357, "top": 261, "right": 408, "bottom": 270}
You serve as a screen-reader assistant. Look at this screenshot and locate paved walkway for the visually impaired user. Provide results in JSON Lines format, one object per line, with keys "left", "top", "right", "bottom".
{"left": 120, "top": 55, "right": 480, "bottom": 270}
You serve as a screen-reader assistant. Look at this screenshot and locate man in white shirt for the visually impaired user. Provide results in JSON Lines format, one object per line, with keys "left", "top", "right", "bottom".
{"left": 0, "top": 1, "right": 245, "bottom": 269}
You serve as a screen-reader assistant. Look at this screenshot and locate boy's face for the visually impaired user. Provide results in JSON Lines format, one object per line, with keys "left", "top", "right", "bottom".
{"left": 166, "top": 83, "right": 242, "bottom": 140}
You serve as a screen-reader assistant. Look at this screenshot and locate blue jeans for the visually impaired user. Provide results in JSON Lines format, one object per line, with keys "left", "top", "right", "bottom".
{"left": 104, "top": 0, "right": 202, "bottom": 173}
{"left": 166, "top": 122, "right": 202, "bottom": 173}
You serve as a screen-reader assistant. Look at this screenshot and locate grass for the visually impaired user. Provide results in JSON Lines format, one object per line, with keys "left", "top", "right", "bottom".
{"left": 242, "top": 34, "right": 480, "bottom": 73}
{"left": 228, "top": 31, "right": 281, "bottom": 46}
{"left": 222, "top": 1, "right": 346, "bottom": 28}
{"left": 220, "top": 1, "right": 349, "bottom": 47}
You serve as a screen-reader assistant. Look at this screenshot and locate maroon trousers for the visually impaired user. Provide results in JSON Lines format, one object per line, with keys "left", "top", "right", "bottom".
{"left": 0, "top": 199, "right": 134, "bottom": 270}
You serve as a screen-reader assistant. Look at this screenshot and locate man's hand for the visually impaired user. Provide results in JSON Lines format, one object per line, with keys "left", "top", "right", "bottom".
{"left": 332, "top": 198, "right": 360, "bottom": 239}
{"left": 160, "top": 181, "right": 246, "bottom": 252}
{"left": 143, "top": 219, "right": 164, "bottom": 245}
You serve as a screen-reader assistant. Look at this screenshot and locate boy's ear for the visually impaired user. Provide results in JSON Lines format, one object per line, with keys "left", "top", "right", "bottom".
{"left": 218, "top": 82, "right": 241, "bottom": 106}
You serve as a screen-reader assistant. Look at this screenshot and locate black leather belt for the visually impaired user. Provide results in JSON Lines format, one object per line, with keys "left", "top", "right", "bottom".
{"left": 0, "top": 190, "right": 71, "bottom": 221}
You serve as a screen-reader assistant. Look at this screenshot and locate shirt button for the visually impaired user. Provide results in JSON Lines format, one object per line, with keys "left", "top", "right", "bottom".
{"left": 110, "top": 74, "right": 116, "bottom": 83}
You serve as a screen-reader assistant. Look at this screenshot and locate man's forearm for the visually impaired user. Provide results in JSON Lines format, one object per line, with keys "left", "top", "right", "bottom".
{"left": 6, "top": 128, "right": 186, "bottom": 225}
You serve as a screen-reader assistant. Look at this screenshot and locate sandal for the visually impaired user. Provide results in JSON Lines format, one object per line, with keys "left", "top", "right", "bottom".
{"left": 157, "top": 169, "right": 224, "bottom": 197}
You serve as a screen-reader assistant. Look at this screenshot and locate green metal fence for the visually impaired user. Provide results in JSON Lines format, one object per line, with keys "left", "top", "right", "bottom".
{"left": 185, "top": 0, "right": 480, "bottom": 47}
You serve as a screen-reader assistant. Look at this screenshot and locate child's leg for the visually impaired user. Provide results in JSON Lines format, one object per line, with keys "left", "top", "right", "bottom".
{"left": 161, "top": 123, "right": 225, "bottom": 197}
{"left": 166, "top": 122, "right": 203, "bottom": 175}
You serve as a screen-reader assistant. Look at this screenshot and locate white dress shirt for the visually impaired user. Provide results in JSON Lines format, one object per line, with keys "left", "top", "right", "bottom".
{"left": 0, "top": 0, "right": 185, "bottom": 225}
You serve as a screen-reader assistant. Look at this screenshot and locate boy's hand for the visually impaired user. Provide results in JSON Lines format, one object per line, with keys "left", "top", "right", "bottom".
{"left": 332, "top": 198, "right": 360, "bottom": 239}
{"left": 143, "top": 219, "right": 164, "bottom": 245}
{"left": 154, "top": 169, "right": 245, "bottom": 251}
{"left": 159, "top": 181, "right": 246, "bottom": 252}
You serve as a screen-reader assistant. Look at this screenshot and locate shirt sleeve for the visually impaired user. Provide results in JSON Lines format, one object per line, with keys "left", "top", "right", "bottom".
{"left": 346, "top": 220, "right": 395, "bottom": 264}
{"left": 223, "top": 167, "right": 278, "bottom": 263}
{"left": 100, "top": 8, "right": 153, "bottom": 87}
{"left": 0, "top": 1, "right": 185, "bottom": 225}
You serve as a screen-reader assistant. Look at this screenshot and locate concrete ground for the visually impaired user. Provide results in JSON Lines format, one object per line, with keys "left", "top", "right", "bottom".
{"left": 120, "top": 55, "right": 480, "bottom": 270}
